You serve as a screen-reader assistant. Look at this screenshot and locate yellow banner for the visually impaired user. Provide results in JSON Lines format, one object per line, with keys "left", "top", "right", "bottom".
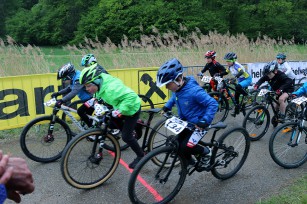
{"left": 0, "top": 68, "right": 170, "bottom": 130}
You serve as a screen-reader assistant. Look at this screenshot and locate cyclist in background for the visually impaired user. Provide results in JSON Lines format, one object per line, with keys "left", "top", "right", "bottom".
{"left": 292, "top": 82, "right": 307, "bottom": 97}
{"left": 197, "top": 50, "right": 228, "bottom": 91}
{"left": 51, "top": 63, "right": 96, "bottom": 129}
{"left": 79, "top": 64, "right": 144, "bottom": 169}
{"left": 224, "top": 52, "right": 252, "bottom": 117}
{"left": 276, "top": 53, "right": 296, "bottom": 83}
{"left": 254, "top": 61, "right": 294, "bottom": 122}
{"left": 157, "top": 58, "right": 218, "bottom": 166}
{"left": 81, "top": 53, "right": 109, "bottom": 73}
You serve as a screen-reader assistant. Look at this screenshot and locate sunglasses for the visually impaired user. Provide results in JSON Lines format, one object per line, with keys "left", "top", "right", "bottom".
{"left": 225, "top": 60, "right": 233, "bottom": 62}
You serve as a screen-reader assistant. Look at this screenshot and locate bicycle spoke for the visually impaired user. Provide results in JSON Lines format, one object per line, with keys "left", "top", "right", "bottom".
{"left": 129, "top": 146, "right": 187, "bottom": 204}
{"left": 269, "top": 123, "right": 307, "bottom": 169}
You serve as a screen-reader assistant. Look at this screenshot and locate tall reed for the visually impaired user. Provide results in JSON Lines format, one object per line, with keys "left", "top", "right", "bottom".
{"left": 0, "top": 26, "right": 306, "bottom": 76}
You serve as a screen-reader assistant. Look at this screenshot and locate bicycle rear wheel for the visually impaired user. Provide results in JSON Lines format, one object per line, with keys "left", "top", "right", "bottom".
{"left": 20, "top": 116, "right": 72, "bottom": 163}
{"left": 211, "top": 127, "right": 250, "bottom": 180}
{"left": 128, "top": 146, "right": 187, "bottom": 204}
{"left": 61, "top": 128, "right": 120, "bottom": 189}
{"left": 243, "top": 105, "right": 270, "bottom": 141}
{"left": 269, "top": 122, "right": 307, "bottom": 169}
{"left": 209, "top": 92, "right": 229, "bottom": 123}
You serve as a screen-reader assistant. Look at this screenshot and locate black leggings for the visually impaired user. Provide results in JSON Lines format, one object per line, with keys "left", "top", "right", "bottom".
{"left": 112, "top": 107, "right": 144, "bottom": 157}
{"left": 178, "top": 128, "right": 205, "bottom": 159}
{"left": 77, "top": 104, "right": 95, "bottom": 127}
{"left": 235, "top": 84, "right": 248, "bottom": 105}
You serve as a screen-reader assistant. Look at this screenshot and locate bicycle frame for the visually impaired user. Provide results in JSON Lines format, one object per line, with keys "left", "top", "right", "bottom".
{"left": 61, "top": 105, "right": 99, "bottom": 131}
{"left": 219, "top": 80, "right": 248, "bottom": 109}
{"left": 45, "top": 103, "right": 100, "bottom": 140}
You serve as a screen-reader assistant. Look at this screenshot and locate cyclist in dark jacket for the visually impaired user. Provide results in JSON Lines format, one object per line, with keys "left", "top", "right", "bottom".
{"left": 198, "top": 51, "right": 228, "bottom": 91}
{"left": 254, "top": 61, "right": 294, "bottom": 122}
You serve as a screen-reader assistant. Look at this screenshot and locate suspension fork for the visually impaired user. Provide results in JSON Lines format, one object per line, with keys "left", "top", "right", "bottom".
{"left": 289, "top": 120, "right": 305, "bottom": 146}
{"left": 47, "top": 109, "right": 60, "bottom": 135}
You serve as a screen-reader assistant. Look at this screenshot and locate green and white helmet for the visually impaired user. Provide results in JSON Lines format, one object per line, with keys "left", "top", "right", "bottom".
{"left": 80, "top": 64, "right": 104, "bottom": 85}
{"left": 81, "top": 54, "right": 97, "bottom": 67}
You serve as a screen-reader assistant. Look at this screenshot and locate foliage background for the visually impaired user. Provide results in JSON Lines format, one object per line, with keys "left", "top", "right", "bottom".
{"left": 1, "top": 0, "right": 307, "bottom": 46}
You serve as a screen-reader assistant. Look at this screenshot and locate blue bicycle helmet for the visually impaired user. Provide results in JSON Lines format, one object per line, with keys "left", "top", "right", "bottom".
{"left": 81, "top": 54, "right": 97, "bottom": 67}
{"left": 156, "top": 58, "right": 183, "bottom": 87}
{"left": 276, "top": 53, "right": 286, "bottom": 60}
{"left": 263, "top": 61, "right": 278, "bottom": 75}
{"left": 224, "top": 52, "right": 237, "bottom": 61}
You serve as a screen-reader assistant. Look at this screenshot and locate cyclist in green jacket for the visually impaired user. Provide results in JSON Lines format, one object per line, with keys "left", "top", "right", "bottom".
{"left": 79, "top": 64, "right": 144, "bottom": 169}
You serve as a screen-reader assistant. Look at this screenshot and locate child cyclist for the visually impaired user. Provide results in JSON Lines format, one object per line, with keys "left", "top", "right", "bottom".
{"left": 157, "top": 58, "right": 218, "bottom": 166}
{"left": 254, "top": 61, "right": 294, "bottom": 122}
{"left": 51, "top": 62, "right": 108, "bottom": 129}
{"left": 81, "top": 53, "right": 109, "bottom": 72}
{"left": 197, "top": 50, "right": 228, "bottom": 91}
{"left": 79, "top": 64, "right": 144, "bottom": 169}
{"left": 276, "top": 53, "right": 296, "bottom": 82}
{"left": 224, "top": 52, "right": 252, "bottom": 117}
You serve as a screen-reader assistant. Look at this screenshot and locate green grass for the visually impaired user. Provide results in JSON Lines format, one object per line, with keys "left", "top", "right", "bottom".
{"left": 257, "top": 175, "right": 307, "bottom": 204}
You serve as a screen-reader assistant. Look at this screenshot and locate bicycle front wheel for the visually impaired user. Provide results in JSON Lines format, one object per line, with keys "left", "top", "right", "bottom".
{"left": 128, "top": 146, "right": 187, "bottom": 204}
{"left": 20, "top": 116, "right": 72, "bottom": 163}
{"left": 243, "top": 105, "right": 270, "bottom": 141}
{"left": 61, "top": 128, "right": 121, "bottom": 189}
{"left": 211, "top": 127, "right": 250, "bottom": 180}
{"left": 148, "top": 118, "right": 180, "bottom": 167}
{"left": 269, "top": 122, "right": 307, "bottom": 169}
{"left": 209, "top": 92, "right": 229, "bottom": 123}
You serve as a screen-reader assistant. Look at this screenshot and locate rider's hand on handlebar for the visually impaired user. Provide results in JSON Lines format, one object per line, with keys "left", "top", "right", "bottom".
{"left": 214, "top": 73, "right": 220, "bottom": 77}
{"left": 275, "top": 89, "right": 283, "bottom": 95}
{"left": 112, "top": 110, "right": 122, "bottom": 118}
{"left": 51, "top": 92, "right": 59, "bottom": 99}
{"left": 55, "top": 99, "right": 63, "bottom": 108}
{"left": 253, "top": 84, "right": 259, "bottom": 90}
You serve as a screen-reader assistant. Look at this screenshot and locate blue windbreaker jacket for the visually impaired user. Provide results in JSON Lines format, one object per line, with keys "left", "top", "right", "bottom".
{"left": 164, "top": 76, "right": 218, "bottom": 125}
{"left": 293, "top": 82, "right": 307, "bottom": 96}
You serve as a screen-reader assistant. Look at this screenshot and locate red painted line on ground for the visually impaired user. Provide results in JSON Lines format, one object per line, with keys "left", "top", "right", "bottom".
{"left": 108, "top": 151, "right": 163, "bottom": 202}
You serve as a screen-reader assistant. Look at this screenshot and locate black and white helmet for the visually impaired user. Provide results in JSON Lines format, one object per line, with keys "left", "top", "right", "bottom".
{"left": 263, "top": 61, "right": 278, "bottom": 75}
{"left": 57, "top": 63, "right": 75, "bottom": 80}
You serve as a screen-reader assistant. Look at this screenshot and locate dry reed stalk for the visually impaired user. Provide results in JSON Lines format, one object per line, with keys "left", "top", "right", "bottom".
{"left": 1, "top": 27, "right": 306, "bottom": 76}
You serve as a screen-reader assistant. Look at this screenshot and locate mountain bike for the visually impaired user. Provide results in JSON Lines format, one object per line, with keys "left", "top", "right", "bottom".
{"left": 243, "top": 89, "right": 294, "bottom": 141}
{"left": 60, "top": 106, "right": 170, "bottom": 189}
{"left": 19, "top": 98, "right": 101, "bottom": 163}
{"left": 128, "top": 116, "right": 250, "bottom": 204}
{"left": 20, "top": 95, "right": 154, "bottom": 163}
{"left": 269, "top": 96, "right": 307, "bottom": 169}
{"left": 201, "top": 76, "right": 259, "bottom": 124}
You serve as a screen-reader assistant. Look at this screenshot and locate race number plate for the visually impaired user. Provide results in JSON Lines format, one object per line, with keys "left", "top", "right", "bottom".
{"left": 201, "top": 76, "right": 212, "bottom": 83}
{"left": 291, "top": 96, "right": 307, "bottom": 105}
{"left": 164, "top": 116, "right": 188, "bottom": 134}
{"left": 44, "top": 98, "right": 56, "bottom": 107}
{"left": 258, "top": 89, "right": 270, "bottom": 96}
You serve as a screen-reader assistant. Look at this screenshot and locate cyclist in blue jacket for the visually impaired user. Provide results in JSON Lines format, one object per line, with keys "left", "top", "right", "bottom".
{"left": 292, "top": 82, "right": 307, "bottom": 97}
{"left": 156, "top": 58, "right": 218, "bottom": 165}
